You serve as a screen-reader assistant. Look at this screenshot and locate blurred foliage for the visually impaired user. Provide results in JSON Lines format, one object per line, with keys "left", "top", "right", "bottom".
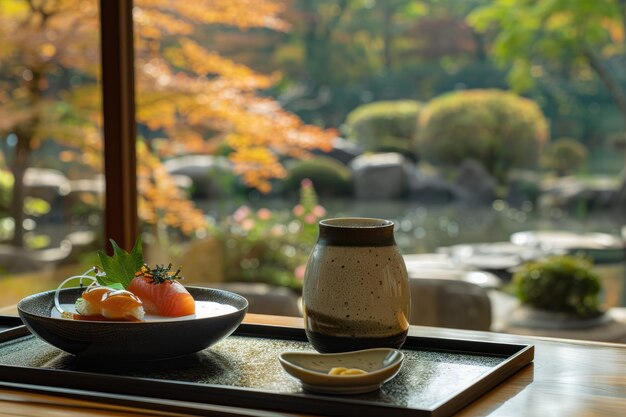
{"left": 241, "top": 0, "right": 624, "bottom": 164}
{"left": 0, "top": 217, "right": 13, "bottom": 241}
{"left": 132, "top": 0, "right": 336, "bottom": 194}
{"left": 417, "top": 89, "right": 550, "bottom": 182}
{"left": 0, "top": 0, "right": 335, "bottom": 248}
{"left": 216, "top": 179, "right": 325, "bottom": 290}
{"left": 0, "top": 169, "right": 13, "bottom": 213}
{"left": 541, "top": 138, "right": 589, "bottom": 176}
{"left": 469, "top": 0, "right": 625, "bottom": 92}
{"left": 587, "top": 148, "right": 626, "bottom": 175}
{"left": 136, "top": 142, "right": 208, "bottom": 237}
{"left": 23, "top": 197, "right": 50, "bottom": 217}
{"left": 513, "top": 255, "right": 603, "bottom": 318}
{"left": 345, "top": 100, "right": 423, "bottom": 155}
{"left": 283, "top": 156, "right": 352, "bottom": 197}
{"left": 469, "top": 0, "right": 626, "bottom": 147}
{"left": 0, "top": 169, "right": 51, "bottom": 243}
{"left": 24, "top": 233, "right": 50, "bottom": 250}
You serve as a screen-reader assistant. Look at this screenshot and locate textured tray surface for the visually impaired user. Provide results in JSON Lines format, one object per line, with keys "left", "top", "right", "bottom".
{"left": 0, "top": 333, "right": 505, "bottom": 408}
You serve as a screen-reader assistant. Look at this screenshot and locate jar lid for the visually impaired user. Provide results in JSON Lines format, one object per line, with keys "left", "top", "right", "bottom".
{"left": 318, "top": 218, "right": 396, "bottom": 247}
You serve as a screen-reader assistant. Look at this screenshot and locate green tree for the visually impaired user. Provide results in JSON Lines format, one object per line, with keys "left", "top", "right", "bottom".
{"left": 469, "top": 0, "right": 626, "bottom": 130}
{"left": 273, "top": 0, "right": 427, "bottom": 125}
{"left": 0, "top": 0, "right": 101, "bottom": 247}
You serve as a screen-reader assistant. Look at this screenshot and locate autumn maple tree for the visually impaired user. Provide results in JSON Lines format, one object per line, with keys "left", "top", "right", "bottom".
{"left": 0, "top": 0, "right": 335, "bottom": 247}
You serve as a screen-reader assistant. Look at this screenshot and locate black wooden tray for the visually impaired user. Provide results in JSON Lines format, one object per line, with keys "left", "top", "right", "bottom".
{"left": 0, "top": 315, "right": 29, "bottom": 339}
{"left": 0, "top": 316, "right": 533, "bottom": 417}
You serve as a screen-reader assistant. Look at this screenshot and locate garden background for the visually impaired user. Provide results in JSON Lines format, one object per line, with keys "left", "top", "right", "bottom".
{"left": 1, "top": 0, "right": 625, "bottom": 314}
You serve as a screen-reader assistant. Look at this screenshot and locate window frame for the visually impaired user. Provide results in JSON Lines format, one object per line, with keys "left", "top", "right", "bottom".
{"left": 99, "top": 0, "right": 138, "bottom": 251}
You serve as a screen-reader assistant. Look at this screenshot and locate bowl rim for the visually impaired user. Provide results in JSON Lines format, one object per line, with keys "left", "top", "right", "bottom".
{"left": 17, "top": 286, "right": 249, "bottom": 324}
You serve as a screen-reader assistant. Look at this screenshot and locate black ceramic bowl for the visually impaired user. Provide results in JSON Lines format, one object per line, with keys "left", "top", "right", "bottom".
{"left": 17, "top": 286, "right": 248, "bottom": 360}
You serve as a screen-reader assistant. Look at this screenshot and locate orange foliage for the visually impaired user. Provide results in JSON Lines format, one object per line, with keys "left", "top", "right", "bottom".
{"left": 133, "top": 0, "right": 336, "bottom": 193}
{"left": 137, "top": 143, "right": 207, "bottom": 235}
{"left": 0, "top": 0, "right": 335, "bottom": 236}
{"left": 136, "top": 0, "right": 291, "bottom": 32}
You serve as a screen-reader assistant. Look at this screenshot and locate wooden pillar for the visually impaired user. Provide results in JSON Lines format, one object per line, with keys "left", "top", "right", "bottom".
{"left": 99, "top": 0, "right": 138, "bottom": 252}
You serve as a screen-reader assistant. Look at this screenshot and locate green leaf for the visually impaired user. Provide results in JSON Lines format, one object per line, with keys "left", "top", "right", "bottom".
{"left": 106, "top": 283, "right": 126, "bottom": 291}
{"left": 96, "top": 238, "right": 144, "bottom": 288}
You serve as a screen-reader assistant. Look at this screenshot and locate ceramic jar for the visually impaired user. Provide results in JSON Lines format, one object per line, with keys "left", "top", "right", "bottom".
{"left": 303, "top": 218, "right": 411, "bottom": 353}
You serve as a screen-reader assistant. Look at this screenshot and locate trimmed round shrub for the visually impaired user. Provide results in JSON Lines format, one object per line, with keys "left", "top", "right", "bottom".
{"left": 512, "top": 255, "right": 602, "bottom": 318}
{"left": 345, "top": 100, "right": 423, "bottom": 153}
{"left": 283, "top": 156, "right": 352, "bottom": 197}
{"left": 417, "top": 89, "right": 549, "bottom": 182}
{"left": 541, "top": 138, "right": 588, "bottom": 175}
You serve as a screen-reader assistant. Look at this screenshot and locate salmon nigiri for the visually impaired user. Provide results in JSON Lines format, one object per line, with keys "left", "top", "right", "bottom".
{"left": 75, "top": 286, "right": 145, "bottom": 321}
{"left": 127, "top": 264, "right": 195, "bottom": 317}
{"left": 100, "top": 290, "right": 144, "bottom": 321}
{"left": 75, "top": 285, "right": 111, "bottom": 316}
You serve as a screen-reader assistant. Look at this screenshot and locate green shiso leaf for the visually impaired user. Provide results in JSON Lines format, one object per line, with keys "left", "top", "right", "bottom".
{"left": 107, "top": 282, "right": 125, "bottom": 290}
{"left": 96, "top": 238, "right": 144, "bottom": 288}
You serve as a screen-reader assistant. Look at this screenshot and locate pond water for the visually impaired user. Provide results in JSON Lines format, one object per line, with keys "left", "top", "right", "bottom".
{"left": 21, "top": 197, "right": 623, "bottom": 308}
{"left": 200, "top": 197, "right": 626, "bottom": 309}
{"left": 201, "top": 197, "right": 625, "bottom": 254}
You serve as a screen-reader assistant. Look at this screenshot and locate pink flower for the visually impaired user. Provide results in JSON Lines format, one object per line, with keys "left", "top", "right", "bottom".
{"left": 294, "top": 264, "right": 306, "bottom": 282}
{"left": 312, "top": 205, "right": 326, "bottom": 217}
{"left": 271, "top": 225, "right": 285, "bottom": 237}
{"left": 301, "top": 178, "right": 313, "bottom": 188}
{"left": 305, "top": 213, "right": 317, "bottom": 224}
{"left": 241, "top": 218, "right": 255, "bottom": 231}
{"left": 233, "top": 205, "right": 251, "bottom": 223}
{"left": 257, "top": 208, "right": 272, "bottom": 220}
{"left": 292, "top": 204, "right": 305, "bottom": 217}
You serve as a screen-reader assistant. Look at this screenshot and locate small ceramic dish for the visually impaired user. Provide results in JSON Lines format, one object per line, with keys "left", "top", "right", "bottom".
{"left": 279, "top": 348, "right": 404, "bottom": 394}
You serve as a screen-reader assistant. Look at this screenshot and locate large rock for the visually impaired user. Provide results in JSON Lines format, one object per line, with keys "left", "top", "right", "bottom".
{"left": 538, "top": 176, "right": 586, "bottom": 210}
{"left": 539, "top": 176, "right": 619, "bottom": 212}
{"left": 22, "top": 168, "right": 72, "bottom": 221}
{"left": 163, "top": 155, "right": 233, "bottom": 199}
{"left": 406, "top": 165, "right": 458, "bottom": 204}
{"left": 23, "top": 168, "right": 71, "bottom": 200}
{"left": 0, "top": 243, "right": 71, "bottom": 273}
{"left": 350, "top": 152, "right": 411, "bottom": 200}
{"left": 455, "top": 160, "right": 497, "bottom": 206}
{"left": 501, "top": 306, "right": 626, "bottom": 343}
{"left": 408, "top": 278, "right": 492, "bottom": 330}
{"left": 202, "top": 282, "right": 301, "bottom": 317}
{"left": 505, "top": 169, "right": 541, "bottom": 207}
{"left": 68, "top": 174, "right": 105, "bottom": 194}
{"left": 312, "top": 137, "right": 363, "bottom": 165}
{"left": 53, "top": 175, "right": 104, "bottom": 223}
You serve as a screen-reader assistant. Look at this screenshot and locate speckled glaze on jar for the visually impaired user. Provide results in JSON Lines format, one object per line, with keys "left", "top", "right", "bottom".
{"left": 303, "top": 218, "right": 410, "bottom": 353}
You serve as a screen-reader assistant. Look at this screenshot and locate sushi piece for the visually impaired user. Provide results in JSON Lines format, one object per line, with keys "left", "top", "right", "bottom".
{"left": 101, "top": 290, "right": 145, "bottom": 321}
{"left": 128, "top": 264, "right": 195, "bottom": 317}
{"left": 75, "top": 286, "right": 145, "bottom": 321}
{"left": 75, "top": 285, "right": 111, "bottom": 317}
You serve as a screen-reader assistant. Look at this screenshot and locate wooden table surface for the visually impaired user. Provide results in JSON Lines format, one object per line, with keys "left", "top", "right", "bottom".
{"left": 1, "top": 308, "right": 625, "bottom": 417}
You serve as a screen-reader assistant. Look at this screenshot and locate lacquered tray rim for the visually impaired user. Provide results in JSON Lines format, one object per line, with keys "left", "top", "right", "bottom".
{"left": 0, "top": 315, "right": 29, "bottom": 341}
{"left": 0, "top": 317, "right": 534, "bottom": 417}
